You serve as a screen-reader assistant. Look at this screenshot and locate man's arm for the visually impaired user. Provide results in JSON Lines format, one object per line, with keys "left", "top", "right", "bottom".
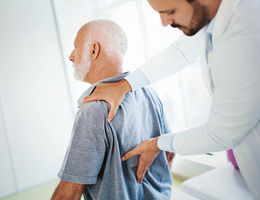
{"left": 51, "top": 180, "right": 84, "bottom": 200}
{"left": 56, "top": 104, "right": 107, "bottom": 198}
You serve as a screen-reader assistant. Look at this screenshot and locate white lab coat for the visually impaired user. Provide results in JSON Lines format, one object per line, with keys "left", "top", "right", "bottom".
{"left": 139, "top": 0, "right": 260, "bottom": 198}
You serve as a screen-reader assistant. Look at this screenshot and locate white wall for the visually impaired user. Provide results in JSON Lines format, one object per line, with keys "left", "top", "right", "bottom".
{"left": 0, "top": 0, "right": 74, "bottom": 197}
{"left": 0, "top": 99, "right": 17, "bottom": 198}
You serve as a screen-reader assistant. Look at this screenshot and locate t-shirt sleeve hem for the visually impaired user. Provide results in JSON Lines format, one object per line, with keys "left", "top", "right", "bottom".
{"left": 58, "top": 170, "right": 97, "bottom": 185}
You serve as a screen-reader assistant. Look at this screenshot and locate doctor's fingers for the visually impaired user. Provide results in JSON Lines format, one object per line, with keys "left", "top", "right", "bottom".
{"left": 82, "top": 89, "right": 120, "bottom": 123}
{"left": 107, "top": 103, "right": 118, "bottom": 122}
{"left": 121, "top": 146, "right": 141, "bottom": 161}
{"left": 136, "top": 150, "right": 160, "bottom": 183}
{"left": 82, "top": 85, "right": 105, "bottom": 104}
{"left": 137, "top": 163, "right": 144, "bottom": 183}
{"left": 137, "top": 160, "right": 152, "bottom": 183}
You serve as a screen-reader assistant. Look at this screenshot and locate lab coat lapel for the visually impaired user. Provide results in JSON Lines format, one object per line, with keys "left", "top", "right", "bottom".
{"left": 200, "top": 0, "right": 239, "bottom": 95}
{"left": 214, "top": 0, "right": 238, "bottom": 39}
{"left": 200, "top": 28, "right": 213, "bottom": 95}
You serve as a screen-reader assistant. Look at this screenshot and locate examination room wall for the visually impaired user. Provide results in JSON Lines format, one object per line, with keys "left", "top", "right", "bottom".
{"left": 0, "top": 0, "right": 74, "bottom": 198}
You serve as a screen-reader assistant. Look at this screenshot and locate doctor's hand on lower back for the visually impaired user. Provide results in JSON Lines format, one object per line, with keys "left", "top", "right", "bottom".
{"left": 121, "top": 138, "right": 161, "bottom": 183}
{"left": 82, "top": 79, "right": 132, "bottom": 122}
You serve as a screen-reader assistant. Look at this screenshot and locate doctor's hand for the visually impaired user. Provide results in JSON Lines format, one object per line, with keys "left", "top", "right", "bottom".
{"left": 121, "top": 138, "right": 161, "bottom": 183}
{"left": 82, "top": 79, "right": 132, "bottom": 122}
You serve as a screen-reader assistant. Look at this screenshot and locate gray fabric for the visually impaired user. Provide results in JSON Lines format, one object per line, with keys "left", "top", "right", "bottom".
{"left": 58, "top": 73, "right": 172, "bottom": 200}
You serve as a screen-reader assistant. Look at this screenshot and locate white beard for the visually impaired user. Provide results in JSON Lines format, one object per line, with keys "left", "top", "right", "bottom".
{"left": 73, "top": 52, "right": 91, "bottom": 81}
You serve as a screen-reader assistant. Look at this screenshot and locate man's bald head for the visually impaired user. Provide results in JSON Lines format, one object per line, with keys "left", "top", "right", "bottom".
{"left": 69, "top": 20, "right": 128, "bottom": 83}
{"left": 78, "top": 19, "right": 128, "bottom": 60}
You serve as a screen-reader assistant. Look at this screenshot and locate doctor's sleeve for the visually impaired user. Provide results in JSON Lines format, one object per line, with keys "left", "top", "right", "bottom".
{"left": 125, "top": 31, "right": 203, "bottom": 91}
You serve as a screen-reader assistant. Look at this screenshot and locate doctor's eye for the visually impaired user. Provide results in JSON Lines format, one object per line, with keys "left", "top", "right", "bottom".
{"left": 167, "top": 10, "right": 175, "bottom": 15}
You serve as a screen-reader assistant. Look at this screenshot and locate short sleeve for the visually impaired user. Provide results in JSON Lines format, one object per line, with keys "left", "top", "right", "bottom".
{"left": 58, "top": 101, "right": 108, "bottom": 184}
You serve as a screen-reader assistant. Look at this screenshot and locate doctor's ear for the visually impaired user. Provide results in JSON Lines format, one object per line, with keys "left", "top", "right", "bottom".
{"left": 90, "top": 42, "right": 100, "bottom": 60}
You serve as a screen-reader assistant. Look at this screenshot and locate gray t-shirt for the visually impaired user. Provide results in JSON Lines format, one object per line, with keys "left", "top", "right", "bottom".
{"left": 59, "top": 73, "right": 172, "bottom": 200}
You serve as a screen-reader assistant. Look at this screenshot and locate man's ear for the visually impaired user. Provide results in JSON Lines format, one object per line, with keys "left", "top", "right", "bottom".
{"left": 90, "top": 42, "right": 100, "bottom": 60}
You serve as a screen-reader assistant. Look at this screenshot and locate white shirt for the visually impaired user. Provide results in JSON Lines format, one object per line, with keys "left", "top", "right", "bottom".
{"left": 125, "top": 0, "right": 260, "bottom": 199}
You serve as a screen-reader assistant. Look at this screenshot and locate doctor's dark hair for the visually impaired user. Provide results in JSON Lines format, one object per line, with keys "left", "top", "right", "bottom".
{"left": 186, "top": 0, "right": 195, "bottom": 3}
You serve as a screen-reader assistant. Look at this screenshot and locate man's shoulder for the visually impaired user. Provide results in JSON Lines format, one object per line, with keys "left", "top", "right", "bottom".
{"left": 136, "top": 86, "right": 157, "bottom": 97}
{"left": 138, "top": 87, "right": 162, "bottom": 106}
{"left": 76, "top": 100, "right": 109, "bottom": 122}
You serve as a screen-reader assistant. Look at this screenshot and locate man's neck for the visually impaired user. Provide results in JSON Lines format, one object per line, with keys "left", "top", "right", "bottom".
{"left": 84, "top": 61, "right": 123, "bottom": 84}
{"left": 92, "top": 71, "right": 123, "bottom": 84}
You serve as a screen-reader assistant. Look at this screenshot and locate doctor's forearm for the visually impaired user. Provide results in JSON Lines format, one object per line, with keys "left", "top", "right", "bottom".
{"left": 156, "top": 127, "right": 226, "bottom": 155}
{"left": 172, "top": 124, "right": 230, "bottom": 155}
{"left": 125, "top": 69, "right": 150, "bottom": 91}
{"left": 158, "top": 133, "right": 176, "bottom": 152}
{"left": 126, "top": 35, "right": 202, "bottom": 90}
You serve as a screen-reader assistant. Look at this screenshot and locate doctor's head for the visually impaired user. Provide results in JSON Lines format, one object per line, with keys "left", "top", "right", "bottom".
{"left": 148, "top": 0, "right": 221, "bottom": 36}
{"left": 69, "top": 20, "right": 128, "bottom": 84}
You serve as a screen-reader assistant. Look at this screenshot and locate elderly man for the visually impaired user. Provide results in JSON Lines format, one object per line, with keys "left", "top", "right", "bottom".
{"left": 51, "top": 20, "right": 174, "bottom": 200}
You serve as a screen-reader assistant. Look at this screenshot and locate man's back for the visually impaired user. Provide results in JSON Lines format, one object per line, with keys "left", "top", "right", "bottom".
{"left": 59, "top": 74, "right": 172, "bottom": 200}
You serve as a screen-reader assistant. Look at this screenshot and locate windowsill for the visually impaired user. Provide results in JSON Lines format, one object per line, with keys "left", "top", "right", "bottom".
{"left": 171, "top": 152, "right": 229, "bottom": 189}
{"left": 172, "top": 156, "right": 214, "bottom": 180}
{"left": 180, "top": 151, "right": 229, "bottom": 168}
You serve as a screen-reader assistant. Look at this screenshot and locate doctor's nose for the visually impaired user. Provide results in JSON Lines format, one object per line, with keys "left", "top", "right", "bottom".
{"left": 160, "top": 14, "right": 174, "bottom": 27}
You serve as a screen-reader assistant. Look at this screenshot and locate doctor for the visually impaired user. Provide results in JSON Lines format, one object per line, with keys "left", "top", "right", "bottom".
{"left": 83, "top": 0, "right": 260, "bottom": 198}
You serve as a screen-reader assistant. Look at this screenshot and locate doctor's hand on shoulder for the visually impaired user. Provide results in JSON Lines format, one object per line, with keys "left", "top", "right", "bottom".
{"left": 82, "top": 79, "right": 131, "bottom": 122}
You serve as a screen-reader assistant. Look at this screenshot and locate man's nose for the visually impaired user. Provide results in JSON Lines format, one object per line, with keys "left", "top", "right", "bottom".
{"left": 160, "top": 14, "right": 173, "bottom": 27}
{"left": 69, "top": 50, "right": 75, "bottom": 62}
